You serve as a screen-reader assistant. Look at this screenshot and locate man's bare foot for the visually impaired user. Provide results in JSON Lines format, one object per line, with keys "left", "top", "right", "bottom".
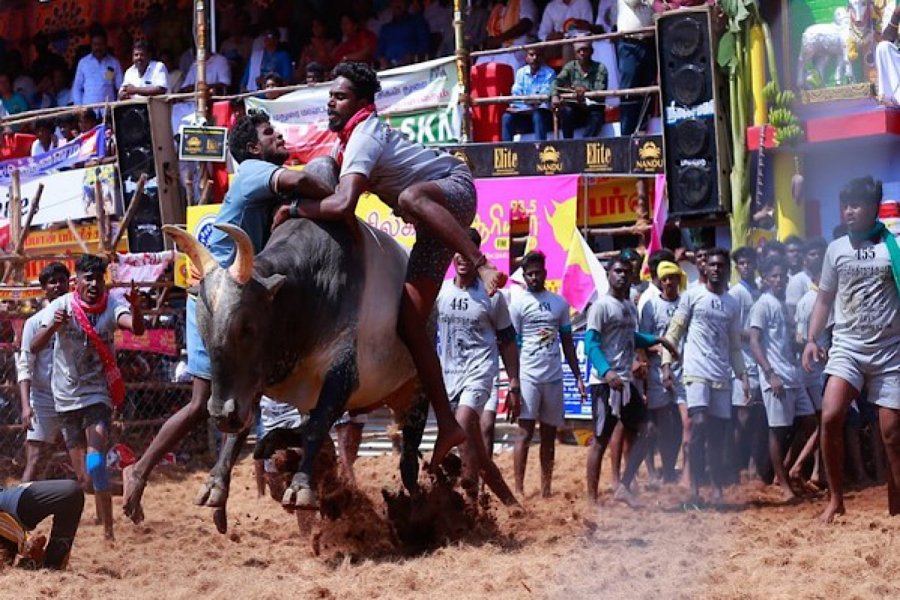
{"left": 780, "top": 485, "right": 799, "bottom": 502}
{"left": 476, "top": 260, "right": 507, "bottom": 297}
{"left": 613, "top": 484, "right": 642, "bottom": 509}
{"left": 428, "top": 425, "right": 467, "bottom": 473}
{"left": 122, "top": 465, "right": 146, "bottom": 525}
{"left": 818, "top": 498, "right": 845, "bottom": 523}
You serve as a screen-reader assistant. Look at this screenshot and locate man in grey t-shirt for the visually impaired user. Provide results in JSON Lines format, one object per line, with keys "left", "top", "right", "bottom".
{"left": 749, "top": 256, "right": 816, "bottom": 501}
{"left": 17, "top": 263, "right": 70, "bottom": 482}
{"left": 273, "top": 61, "right": 509, "bottom": 472}
{"left": 662, "top": 248, "right": 749, "bottom": 506}
{"left": 437, "top": 228, "right": 520, "bottom": 507}
{"left": 803, "top": 176, "right": 900, "bottom": 523}
{"left": 30, "top": 254, "right": 144, "bottom": 541}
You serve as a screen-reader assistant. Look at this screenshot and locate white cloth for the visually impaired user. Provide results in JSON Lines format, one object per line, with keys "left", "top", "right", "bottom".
{"left": 617, "top": 0, "right": 654, "bottom": 32}
{"left": 30, "top": 137, "right": 60, "bottom": 157}
{"left": 244, "top": 36, "right": 266, "bottom": 92}
{"left": 876, "top": 40, "right": 900, "bottom": 106}
{"left": 181, "top": 54, "right": 232, "bottom": 90}
{"left": 537, "top": 0, "right": 594, "bottom": 40}
{"left": 121, "top": 60, "right": 169, "bottom": 97}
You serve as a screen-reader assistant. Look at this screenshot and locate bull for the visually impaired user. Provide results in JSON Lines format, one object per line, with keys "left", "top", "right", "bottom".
{"left": 164, "top": 184, "right": 428, "bottom": 510}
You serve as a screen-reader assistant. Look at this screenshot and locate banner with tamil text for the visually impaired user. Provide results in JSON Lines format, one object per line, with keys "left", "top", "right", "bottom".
{"left": 0, "top": 126, "right": 105, "bottom": 186}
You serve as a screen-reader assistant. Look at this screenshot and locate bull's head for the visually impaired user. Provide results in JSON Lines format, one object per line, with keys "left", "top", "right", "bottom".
{"left": 164, "top": 224, "right": 285, "bottom": 433}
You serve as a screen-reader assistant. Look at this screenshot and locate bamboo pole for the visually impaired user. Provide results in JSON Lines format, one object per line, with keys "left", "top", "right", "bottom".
{"left": 452, "top": 0, "right": 471, "bottom": 141}
{"left": 111, "top": 174, "right": 148, "bottom": 250}
{"left": 195, "top": 0, "right": 209, "bottom": 123}
{"left": 9, "top": 170, "right": 21, "bottom": 253}
{"left": 14, "top": 183, "right": 43, "bottom": 256}
{"left": 470, "top": 86, "right": 660, "bottom": 105}
{"left": 469, "top": 26, "right": 655, "bottom": 58}
{"left": 66, "top": 219, "right": 92, "bottom": 254}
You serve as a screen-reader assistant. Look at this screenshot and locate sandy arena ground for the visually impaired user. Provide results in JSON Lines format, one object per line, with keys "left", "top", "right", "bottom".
{"left": 2, "top": 445, "right": 900, "bottom": 599}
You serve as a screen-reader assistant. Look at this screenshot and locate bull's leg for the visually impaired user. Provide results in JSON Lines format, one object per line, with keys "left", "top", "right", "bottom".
{"left": 400, "top": 389, "right": 429, "bottom": 492}
{"left": 283, "top": 352, "right": 358, "bottom": 509}
{"left": 195, "top": 429, "right": 249, "bottom": 509}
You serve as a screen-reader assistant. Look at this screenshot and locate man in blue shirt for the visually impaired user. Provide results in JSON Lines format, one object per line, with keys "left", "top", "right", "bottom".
{"left": 122, "top": 112, "right": 333, "bottom": 525}
{"left": 377, "top": 0, "right": 432, "bottom": 68}
{"left": 72, "top": 28, "right": 123, "bottom": 106}
{"left": 241, "top": 28, "right": 292, "bottom": 91}
{"left": 501, "top": 48, "right": 557, "bottom": 141}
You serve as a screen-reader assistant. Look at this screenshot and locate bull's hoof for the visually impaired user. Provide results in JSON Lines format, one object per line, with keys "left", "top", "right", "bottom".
{"left": 281, "top": 473, "right": 318, "bottom": 510}
{"left": 194, "top": 477, "right": 229, "bottom": 508}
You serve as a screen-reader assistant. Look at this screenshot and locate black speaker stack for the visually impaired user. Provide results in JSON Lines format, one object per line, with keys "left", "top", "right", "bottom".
{"left": 655, "top": 6, "right": 731, "bottom": 218}
{"left": 112, "top": 103, "right": 164, "bottom": 253}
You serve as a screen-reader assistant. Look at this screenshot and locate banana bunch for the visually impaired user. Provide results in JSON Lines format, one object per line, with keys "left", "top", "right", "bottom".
{"left": 763, "top": 81, "right": 779, "bottom": 104}
{"left": 768, "top": 107, "right": 799, "bottom": 128}
{"left": 774, "top": 124, "right": 803, "bottom": 145}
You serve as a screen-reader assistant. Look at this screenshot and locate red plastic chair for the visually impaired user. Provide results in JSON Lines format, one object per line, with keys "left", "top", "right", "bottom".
{"left": 470, "top": 62, "right": 514, "bottom": 143}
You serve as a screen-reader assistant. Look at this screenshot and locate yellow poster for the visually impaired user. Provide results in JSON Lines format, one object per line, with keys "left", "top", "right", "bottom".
{"left": 174, "top": 204, "right": 223, "bottom": 288}
{"left": 354, "top": 192, "right": 416, "bottom": 250}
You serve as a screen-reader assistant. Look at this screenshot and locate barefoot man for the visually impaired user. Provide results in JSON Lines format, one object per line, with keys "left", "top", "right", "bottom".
{"left": 749, "top": 256, "right": 816, "bottom": 501}
{"left": 31, "top": 254, "right": 145, "bottom": 540}
{"left": 509, "top": 251, "right": 586, "bottom": 498}
{"left": 803, "top": 176, "right": 900, "bottom": 522}
{"left": 662, "top": 248, "right": 748, "bottom": 506}
{"left": 273, "top": 61, "right": 507, "bottom": 471}
{"left": 585, "top": 254, "right": 678, "bottom": 507}
{"left": 437, "top": 228, "right": 520, "bottom": 506}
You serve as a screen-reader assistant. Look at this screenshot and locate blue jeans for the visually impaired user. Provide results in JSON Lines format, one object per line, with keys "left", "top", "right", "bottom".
{"left": 617, "top": 39, "right": 657, "bottom": 135}
{"left": 501, "top": 108, "right": 552, "bottom": 141}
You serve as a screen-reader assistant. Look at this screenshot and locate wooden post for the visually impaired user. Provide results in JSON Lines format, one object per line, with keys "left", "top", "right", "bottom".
{"left": 453, "top": 0, "right": 471, "bottom": 141}
{"left": 94, "top": 177, "right": 110, "bottom": 254}
{"left": 13, "top": 183, "right": 43, "bottom": 256}
{"left": 195, "top": 0, "right": 209, "bottom": 123}
{"left": 9, "top": 170, "right": 21, "bottom": 253}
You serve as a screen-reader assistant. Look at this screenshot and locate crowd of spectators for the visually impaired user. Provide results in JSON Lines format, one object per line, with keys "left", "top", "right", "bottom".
{"left": 0, "top": 0, "right": 714, "bottom": 141}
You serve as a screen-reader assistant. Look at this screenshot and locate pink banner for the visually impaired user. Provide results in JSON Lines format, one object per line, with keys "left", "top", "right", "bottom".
{"left": 468, "top": 175, "right": 580, "bottom": 292}
{"left": 115, "top": 328, "right": 178, "bottom": 356}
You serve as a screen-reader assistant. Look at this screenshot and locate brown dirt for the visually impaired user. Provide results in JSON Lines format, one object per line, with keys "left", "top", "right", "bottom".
{"left": 2, "top": 446, "right": 900, "bottom": 599}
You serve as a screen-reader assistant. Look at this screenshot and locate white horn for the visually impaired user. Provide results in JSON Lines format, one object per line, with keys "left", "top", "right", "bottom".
{"left": 215, "top": 223, "right": 255, "bottom": 285}
{"left": 162, "top": 225, "right": 217, "bottom": 279}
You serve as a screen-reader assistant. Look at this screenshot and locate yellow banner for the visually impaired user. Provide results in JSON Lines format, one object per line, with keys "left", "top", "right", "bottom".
{"left": 579, "top": 177, "right": 654, "bottom": 226}
{"left": 354, "top": 192, "right": 416, "bottom": 250}
{"left": 175, "top": 204, "right": 223, "bottom": 288}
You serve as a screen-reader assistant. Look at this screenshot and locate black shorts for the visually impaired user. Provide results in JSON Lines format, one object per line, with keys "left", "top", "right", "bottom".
{"left": 591, "top": 383, "right": 646, "bottom": 439}
{"left": 59, "top": 403, "right": 111, "bottom": 450}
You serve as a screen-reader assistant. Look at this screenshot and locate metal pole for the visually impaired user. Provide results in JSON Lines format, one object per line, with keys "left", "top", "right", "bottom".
{"left": 453, "top": 0, "right": 471, "bottom": 142}
{"left": 195, "top": 0, "right": 209, "bottom": 123}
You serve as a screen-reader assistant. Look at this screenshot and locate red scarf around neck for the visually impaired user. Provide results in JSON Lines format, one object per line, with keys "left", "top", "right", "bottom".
{"left": 335, "top": 104, "right": 377, "bottom": 166}
{"left": 70, "top": 290, "right": 126, "bottom": 409}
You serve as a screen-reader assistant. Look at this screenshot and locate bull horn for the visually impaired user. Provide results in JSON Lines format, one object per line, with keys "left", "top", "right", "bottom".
{"left": 162, "top": 225, "right": 217, "bottom": 279}
{"left": 215, "top": 223, "right": 255, "bottom": 285}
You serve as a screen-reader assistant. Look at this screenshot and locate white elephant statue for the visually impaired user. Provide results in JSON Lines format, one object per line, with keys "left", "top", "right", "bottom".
{"left": 797, "top": 7, "right": 855, "bottom": 88}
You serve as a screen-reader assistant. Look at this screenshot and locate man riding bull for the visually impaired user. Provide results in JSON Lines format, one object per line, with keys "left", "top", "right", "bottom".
{"left": 271, "top": 61, "right": 506, "bottom": 472}
{"left": 123, "top": 111, "right": 333, "bottom": 523}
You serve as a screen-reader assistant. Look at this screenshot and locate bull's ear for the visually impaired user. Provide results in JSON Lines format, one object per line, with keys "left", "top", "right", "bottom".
{"left": 259, "top": 273, "right": 286, "bottom": 300}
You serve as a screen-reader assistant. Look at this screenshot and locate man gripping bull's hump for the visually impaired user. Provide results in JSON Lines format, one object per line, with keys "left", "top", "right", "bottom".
{"left": 123, "top": 111, "right": 334, "bottom": 524}
{"left": 271, "top": 61, "right": 508, "bottom": 470}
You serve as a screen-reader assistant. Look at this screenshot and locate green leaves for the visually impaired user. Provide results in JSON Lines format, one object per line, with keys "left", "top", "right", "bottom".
{"left": 718, "top": 30, "right": 737, "bottom": 69}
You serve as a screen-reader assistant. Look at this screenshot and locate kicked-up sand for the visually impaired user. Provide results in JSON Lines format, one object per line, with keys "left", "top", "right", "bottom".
{"left": 1, "top": 445, "right": 899, "bottom": 599}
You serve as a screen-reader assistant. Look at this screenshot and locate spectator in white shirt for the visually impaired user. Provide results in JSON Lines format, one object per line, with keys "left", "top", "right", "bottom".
{"left": 119, "top": 40, "right": 169, "bottom": 100}
{"left": 72, "top": 28, "right": 123, "bottom": 106}
{"left": 30, "top": 120, "right": 61, "bottom": 156}
{"left": 179, "top": 52, "right": 232, "bottom": 95}
{"left": 538, "top": 0, "right": 594, "bottom": 41}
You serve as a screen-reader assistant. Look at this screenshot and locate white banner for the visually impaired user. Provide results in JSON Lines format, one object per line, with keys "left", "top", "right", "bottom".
{"left": 244, "top": 56, "right": 461, "bottom": 160}
{"left": 3, "top": 165, "right": 122, "bottom": 228}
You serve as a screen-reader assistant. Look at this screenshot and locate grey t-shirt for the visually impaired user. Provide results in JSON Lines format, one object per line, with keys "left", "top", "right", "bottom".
{"left": 640, "top": 293, "right": 683, "bottom": 382}
{"left": 586, "top": 293, "right": 638, "bottom": 384}
{"left": 16, "top": 306, "right": 56, "bottom": 415}
{"left": 673, "top": 285, "right": 742, "bottom": 386}
{"left": 728, "top": 280, "right": 760, "bottom": 380}
{"left": 509, "top": 289, "right": 571, "bottom": 384}
{"left": 41, "top": 293, "right": 130, "bottom": 413}
{"left": 786, "top": 270, "right": 813, "bottom": 316}
{"left": 819, "top": 235, "right": 900, "bottom": 351}
{"left": 795, "top": 287, "right": 829, "bottom": 385}
{"left": 437, "top": 279, "right": 512, "bottom": 399}
{"left": 340, "top": 115, "right": 466, "bottom": 206}
{"left": 749, "top": 291, "right": 801, "bottom": 389}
